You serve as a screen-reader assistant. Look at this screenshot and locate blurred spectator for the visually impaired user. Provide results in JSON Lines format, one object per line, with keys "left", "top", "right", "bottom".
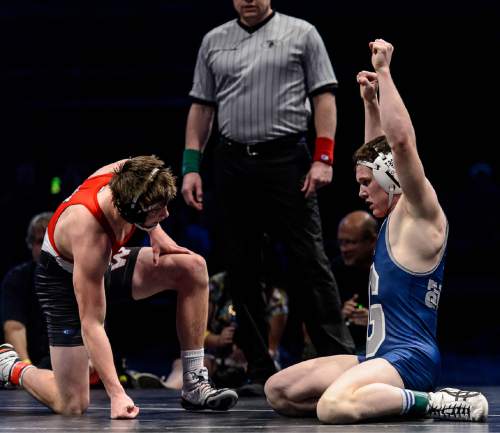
{"left": 1, "top": 212, "right": 52, "bottom": 368}
{"left": 330, "top": 210, "right": 377, "bottom": 352}
{"left": 204, "top": 270, "right": 288, "bottom": 389}
{"left": 266, "top": 284, "right": 289, "bottom": 366}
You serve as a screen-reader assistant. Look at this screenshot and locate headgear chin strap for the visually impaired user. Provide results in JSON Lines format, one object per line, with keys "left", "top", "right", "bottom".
{"left": 116, "top": 167, "right": 163, "bottom": 227}
{"left": 358, "top": 152, "right": 402, "bottom": 209}
{"left": 134, "top": 221, "right": 159, "bottom": 232}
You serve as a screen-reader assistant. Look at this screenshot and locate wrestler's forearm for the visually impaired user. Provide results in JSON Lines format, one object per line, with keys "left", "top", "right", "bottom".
{"left": 363, "top": 98, "right": 384, "bottom": 143}
{"left": 81, "top": 321, "right": 124, "bottom": 398}
{"left": 150, "top": 225, "right": 175, "bottom": 244}
{"left": 376, "top": 69, "right": 416, "bottom": 149}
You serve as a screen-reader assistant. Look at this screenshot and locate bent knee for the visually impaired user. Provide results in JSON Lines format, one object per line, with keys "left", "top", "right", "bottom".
{"left": 175, "top": 254, "right": 208, "bottom": 288}
{"left": 316, "top": 393, "right": 360, "bottom": 424}
{"left": 56, "top": 397, "right": 90, "bottom": 416}
{"left": 187, "top": 254, "right": 208, "bottom": 286}
{"left": 264, "top": 374, "right": 294, "bottom": 414}
{"left": 264, "top": 375, "right": 280, "bottom": 407}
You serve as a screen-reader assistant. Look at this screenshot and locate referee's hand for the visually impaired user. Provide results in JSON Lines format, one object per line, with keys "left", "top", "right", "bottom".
{"left": 301, "top": 162, "right": 333, "bottom": 198}
{"left": 182, "top": 172, "right": 204, "bottom": 211}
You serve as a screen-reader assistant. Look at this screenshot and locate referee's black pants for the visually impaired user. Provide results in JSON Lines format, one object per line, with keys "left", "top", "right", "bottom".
{"left": 214, "top": 135, "right": 355, "bottom": 383}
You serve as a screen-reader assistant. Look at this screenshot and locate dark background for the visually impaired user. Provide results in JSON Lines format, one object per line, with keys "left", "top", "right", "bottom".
{"left": 1, "top": 1, "right": 498, "bottom": 382}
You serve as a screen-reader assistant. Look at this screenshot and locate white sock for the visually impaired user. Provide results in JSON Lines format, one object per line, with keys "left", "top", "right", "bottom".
{"left": 181, "top": 348, "right": 204, "bottom": 375}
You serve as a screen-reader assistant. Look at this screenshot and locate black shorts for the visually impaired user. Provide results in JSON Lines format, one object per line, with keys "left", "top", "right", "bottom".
{"left": 35, "top": 247, "right": 141, "bottom": 347}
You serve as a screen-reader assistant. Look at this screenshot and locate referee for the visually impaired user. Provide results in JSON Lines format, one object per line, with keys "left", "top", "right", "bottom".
{"left": 181, "top": 0, "right": 355, "bottom": 394}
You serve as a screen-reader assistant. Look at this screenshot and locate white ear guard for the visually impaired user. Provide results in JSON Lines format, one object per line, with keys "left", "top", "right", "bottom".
{"left": 358, "top": 152, "right": 402, "bottom": 208}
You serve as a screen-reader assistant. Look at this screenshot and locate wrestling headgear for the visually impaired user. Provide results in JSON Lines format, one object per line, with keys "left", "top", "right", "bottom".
{"left": 358, "top": 152, "right": 402, "bottom": 209}
{"left": 115, "top": 167, "right": 164, "bottom": 230}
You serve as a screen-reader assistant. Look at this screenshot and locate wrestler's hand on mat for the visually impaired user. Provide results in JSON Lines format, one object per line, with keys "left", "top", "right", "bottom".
{"left": 110, "top": 393, "right": 140, "bottom": 419}
{"left": 182, "top": 172, "right": 204, "bottom": 211}
{"left": 301, "top": 161, "right": 333, "bottom": 198}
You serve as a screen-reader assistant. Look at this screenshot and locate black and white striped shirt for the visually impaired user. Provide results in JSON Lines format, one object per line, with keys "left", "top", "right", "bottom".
{"left": 190, "top": 12, "right": 337, "bottom": 144}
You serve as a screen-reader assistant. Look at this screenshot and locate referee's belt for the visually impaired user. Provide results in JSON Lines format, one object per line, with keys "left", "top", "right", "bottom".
{"left": 220, "top": 133, "right": 305, "bottom": 156}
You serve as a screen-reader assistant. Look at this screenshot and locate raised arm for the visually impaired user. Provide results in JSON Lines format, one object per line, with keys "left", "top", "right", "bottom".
{"left": 357, "top": 71, "right": 384, "bottom": 142}
{"left": 370, "top": 39, "right": 442, "bottom": 220}
{"left": 71, "top": 212, "right": 138, "bottom": 419}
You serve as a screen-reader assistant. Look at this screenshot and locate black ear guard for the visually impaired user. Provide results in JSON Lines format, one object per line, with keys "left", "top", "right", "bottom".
{"left": 115, "top": 200, "right": 149, "bottom": 225}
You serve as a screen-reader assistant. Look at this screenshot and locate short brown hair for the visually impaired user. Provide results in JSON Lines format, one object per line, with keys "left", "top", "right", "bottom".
{"left": 109, "top": 155, "right": 177, "bottom": 211}
{"left": 353, "top": 135, "right": 391, "bottom": 165}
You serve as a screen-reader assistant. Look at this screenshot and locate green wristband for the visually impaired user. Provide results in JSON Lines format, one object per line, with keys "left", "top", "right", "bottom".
{"left": 182, "top": 149, "right": 202, "bottom": 176}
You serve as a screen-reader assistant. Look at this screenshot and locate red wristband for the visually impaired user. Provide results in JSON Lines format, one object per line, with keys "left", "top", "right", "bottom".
{"left": 313, "top": 137, "right": 335, "bottom": 165}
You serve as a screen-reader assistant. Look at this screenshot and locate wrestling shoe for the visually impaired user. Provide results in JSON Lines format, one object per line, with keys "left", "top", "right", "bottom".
{"left": 0, "top": 344, "right": 19, "bottom": 386}
{"left": 428, "top": 388, "right": 488, "bottom": 422}
{"left": 181, "top": 367, "right": 238, "bottom": 411}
